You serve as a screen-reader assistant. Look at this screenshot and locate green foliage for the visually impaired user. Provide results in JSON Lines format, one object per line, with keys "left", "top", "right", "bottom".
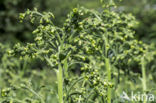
{"left": 120, "top": 0, "right": 156, "bottom": 44}
{"left": 11, "top": 5, "right": 156, "bottom": 103}
{"left": 0, "top": 1, "right": 156, "bottom": 103}
{"left": 0, "top": 0, "right": 101, "bottom": 43}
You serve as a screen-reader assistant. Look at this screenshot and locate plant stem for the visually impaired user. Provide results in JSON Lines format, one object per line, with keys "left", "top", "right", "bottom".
{"left": 105, "top": 58, "right": 111, "bottom": 103}
{"left": 141, "top": 57, "right": 147, "bottom": 103}
{"left": 104, "top": 34, "right": 111, "bottom": 103}
{"left": 57, "top": 63, "right": 63, "bottom": 103}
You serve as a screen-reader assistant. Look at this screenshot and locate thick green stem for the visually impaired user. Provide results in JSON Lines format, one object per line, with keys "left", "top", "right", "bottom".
{"left": 141, "top": 57, "right": 147, "bottom": 103}
{"left": 105, "top": 58, "right": 111, "bottom": 103}
{"left": 103, "top": 34, "right": 111, "bottom": 103}
{"left": 57, "top": 63, "right": 63, "bottom": 103}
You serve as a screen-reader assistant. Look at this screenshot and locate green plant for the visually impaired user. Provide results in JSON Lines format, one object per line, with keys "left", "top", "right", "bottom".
{"left": 7, "top": 1, "right": 156, "bottom": 103}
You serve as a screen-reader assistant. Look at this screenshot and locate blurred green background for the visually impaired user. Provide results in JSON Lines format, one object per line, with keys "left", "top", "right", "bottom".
{"left": 0, "top": 0, "right": 155, "bottom": 44}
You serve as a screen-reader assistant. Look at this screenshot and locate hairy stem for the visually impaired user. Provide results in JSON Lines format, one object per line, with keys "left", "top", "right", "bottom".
{"left": 104, "top": 34, "right": 112, "bottom": 103}
{"left": 141, "top": 57, "right": 147, "bottom": 103}
{"left": 105, "top": 58, "right": 111, "bottom": 103}
{"left": 57, "top": 63, "right": 63, "bottom": 103}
